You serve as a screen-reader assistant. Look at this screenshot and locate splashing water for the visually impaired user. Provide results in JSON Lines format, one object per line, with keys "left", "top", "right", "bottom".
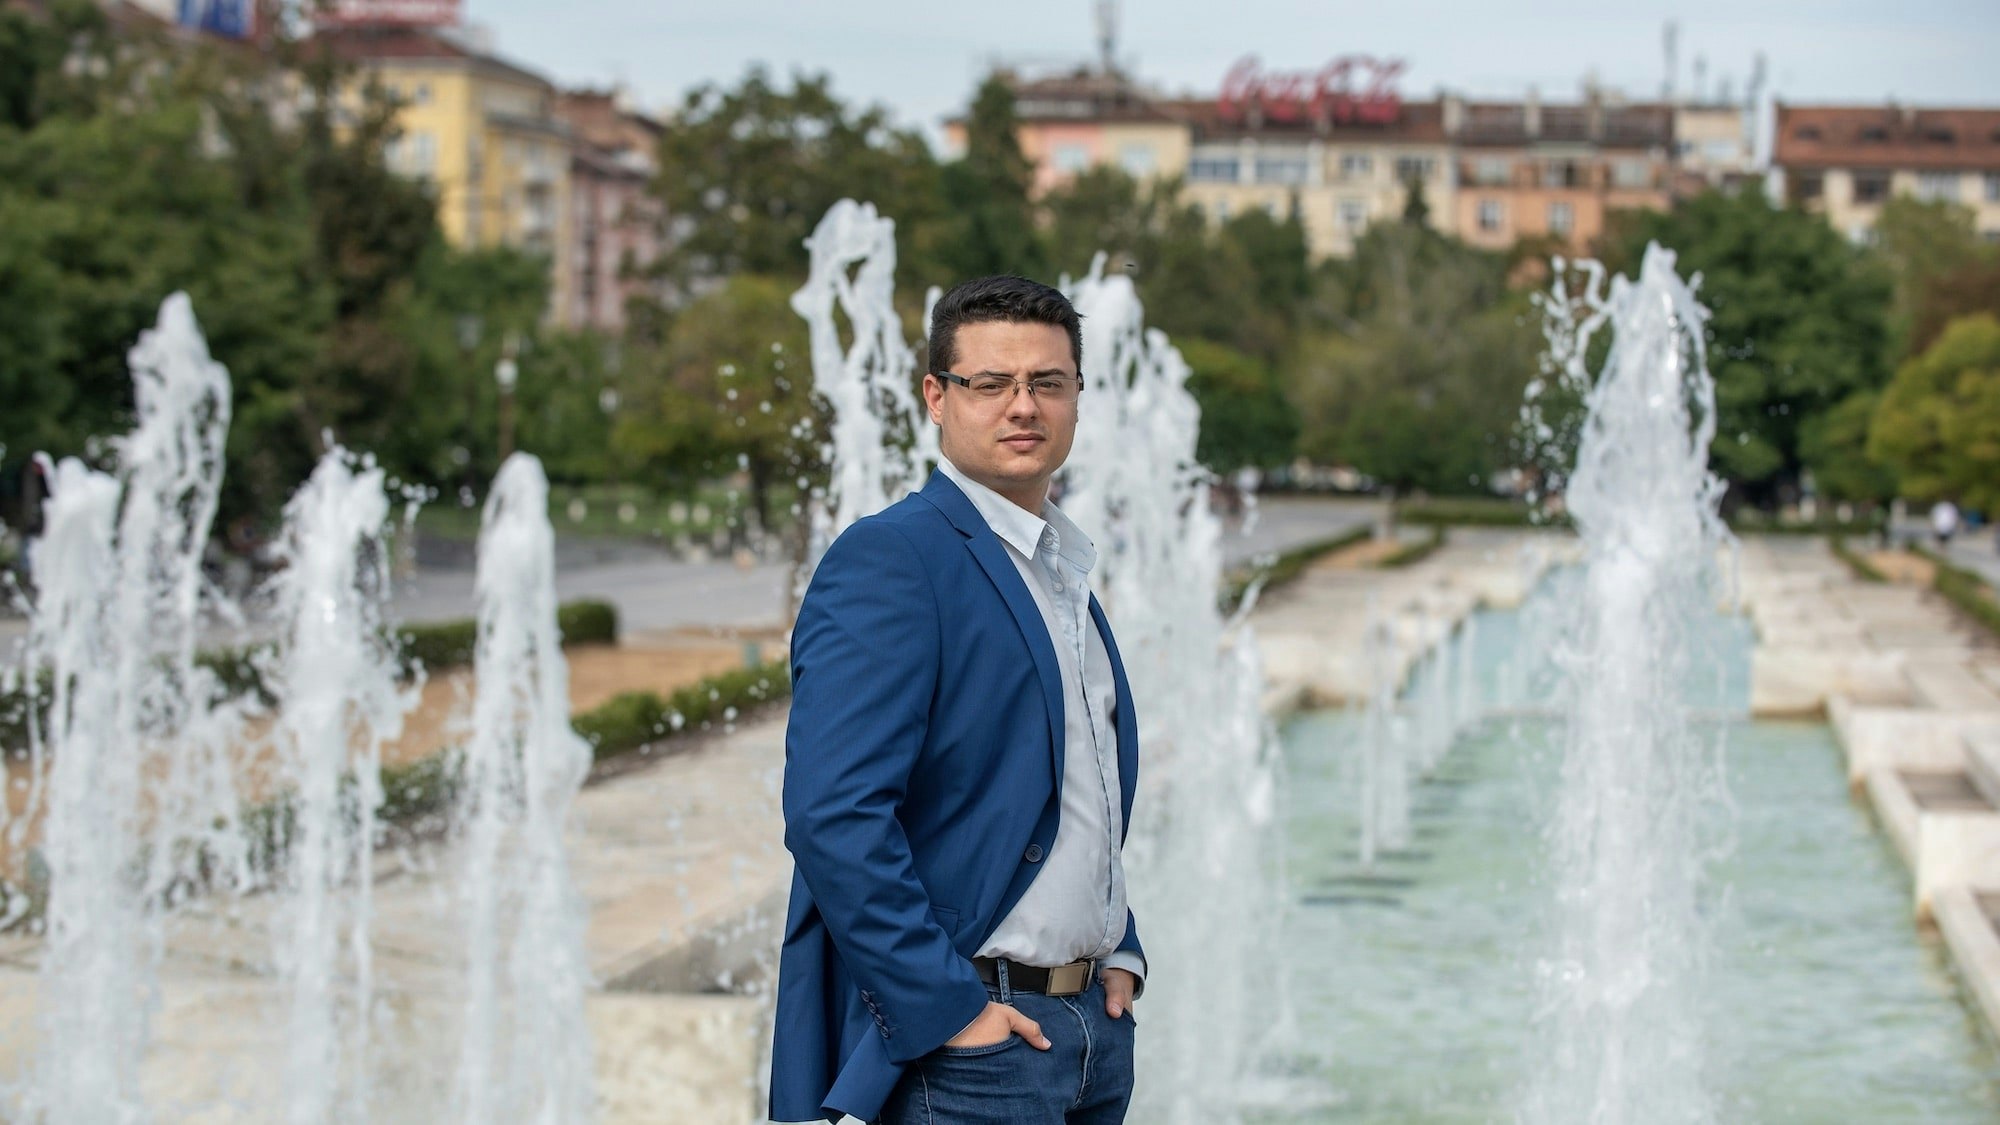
{"left": 452, "top": 452, "right": 595, "bottom": 1124}
{"left": 22, "top": 293, "right": 252, "bottom": 1122}
{"left": 791, "top": 199, "right": 937, "bottom": 555}
{"left": 1061, "top": 256, "right": 1283, "bottom": 1125}
{"left": 262, "top": 447, "right": 421, "bottom": 1123}
{"left": 1521, "top": 243, "right": 1733, "bottom": 1125}
{"left": 1357, "top": 598, "right": 1410, "bottom": 867}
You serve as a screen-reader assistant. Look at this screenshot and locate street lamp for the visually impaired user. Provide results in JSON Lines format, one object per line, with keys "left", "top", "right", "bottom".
{"left": 495, "top": 332, "right": 520, "bottom": 462}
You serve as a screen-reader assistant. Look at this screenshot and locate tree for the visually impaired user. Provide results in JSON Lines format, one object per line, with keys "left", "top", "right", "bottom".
{"left": 1868, "top": 314, "right": 2000, "bottom": 510}
{"left": 1909, "top": 256, "right": 2000, "bottom": 359}
{"left": 651, "top": 69, "right": 945, "bottom": 301}
{"left": 935, "top": 76, "right": 1045, "bottom": 280}
{"left": 1608, "top": 185, "right": 1893, "bottom": 503}
{"left": 1176, "top": 339, "right": 1299, "bottom": 473}
{"left": 1289, "top": 222, "right": 1540, "bottom": 495}
{"left": 1873, "top": 195, "right": 1989, "bottom": 356}
{"left": 1799, "top": 390, "right": 1897, "bottom": 504}
{"left": 613, "top": 276, "right": 823, "bottom": 539}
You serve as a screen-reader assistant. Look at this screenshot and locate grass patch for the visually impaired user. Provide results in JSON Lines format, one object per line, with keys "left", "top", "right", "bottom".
{"left": 1378, "top": 526, "right": 1447, "bottom": 569}
{"left": 1911, "top": 545, "right": 2000, "bottom": 640}
{"left": 1829, "top": 536, "right": 1888, "bottom": 584}
{"left": 1221, "top": 525, "right": 1373, "bottom": 612}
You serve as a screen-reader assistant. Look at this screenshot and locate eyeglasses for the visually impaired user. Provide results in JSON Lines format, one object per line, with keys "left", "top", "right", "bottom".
{"left": 933, "top": 371, "right": 1083, "bottom": 404}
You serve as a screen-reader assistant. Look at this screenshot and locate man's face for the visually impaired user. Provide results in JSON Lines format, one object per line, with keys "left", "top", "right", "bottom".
{"left": 923, "top": 320, "right": 1078, "bottom": 513}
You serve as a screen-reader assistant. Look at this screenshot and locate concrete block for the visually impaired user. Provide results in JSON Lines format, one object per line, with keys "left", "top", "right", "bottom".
{"left": 1905, "top": 657, "right": 2000, "bottom": 713}
{"left": 1753, "top": 649, "right": 1907, "bottom": 717}
{"left": 1832, "top": 702, "right": 1983, "bottom": 782}
{"left": 1864, "top": 767, "right": 2000, "bottom": 919}
{"left": 1933, "top": 886, "right": 2000, "bottom": 1046}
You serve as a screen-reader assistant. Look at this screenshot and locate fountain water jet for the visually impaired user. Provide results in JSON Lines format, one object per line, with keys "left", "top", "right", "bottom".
{"left": 22, "top": 293, "right": 252, "bottom": 1123}
{"left": 1521, "top": 244, "right": 1732, "bottom": 1125}
{"left": 451, "top": 452, "right": 596, "bottom": 1124}
{"left": 261, "top": 447, "right": 421, "bottom": 1122}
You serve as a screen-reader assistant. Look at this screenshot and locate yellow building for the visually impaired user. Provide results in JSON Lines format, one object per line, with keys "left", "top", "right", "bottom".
{"left": 1776, "top": 103, "right": 2000, "bottom": 246}
{"left": 315, "top": 26, "right": 576, "bottom": 319}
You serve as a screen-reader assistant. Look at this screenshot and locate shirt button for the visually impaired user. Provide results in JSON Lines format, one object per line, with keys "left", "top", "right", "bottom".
{"left": 1024, "top": 844, "right": 1045, "bottom": 863}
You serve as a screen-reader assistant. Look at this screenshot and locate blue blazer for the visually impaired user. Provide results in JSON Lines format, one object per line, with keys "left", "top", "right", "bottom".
{"left": 770, "top": 471, "right": 1143, "bottom": 1124}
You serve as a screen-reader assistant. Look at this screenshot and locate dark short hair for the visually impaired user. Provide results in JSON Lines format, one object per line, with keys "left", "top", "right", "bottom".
{"left": 927, "top": 275, "right": 1083, "bottom": 380}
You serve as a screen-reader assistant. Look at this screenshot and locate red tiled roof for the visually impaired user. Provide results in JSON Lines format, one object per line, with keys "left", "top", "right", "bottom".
{"left": 1775, "top": 103, "right": 2000, "bottom": 172}
{"left": 304, "top": 25, "right": 551, "bottom": 91}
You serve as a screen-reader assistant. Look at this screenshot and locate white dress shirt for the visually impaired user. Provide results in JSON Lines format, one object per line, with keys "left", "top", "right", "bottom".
{"left": 935, "top": 459, "right": 1145, "bottom": 988}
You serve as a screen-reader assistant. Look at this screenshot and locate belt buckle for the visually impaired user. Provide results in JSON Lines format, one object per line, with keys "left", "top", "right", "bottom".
{"left": 1045, "top": 961, "right": 1090, "bottom": 996}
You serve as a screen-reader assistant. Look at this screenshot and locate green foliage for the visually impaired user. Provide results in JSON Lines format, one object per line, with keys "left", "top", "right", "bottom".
{"left": 1873, "top": 196, "right": 1991, "bottom": 357}
{"left": 1868, "top": 314, "right": 2000, "bottom": 510}
{"left": 1378, "top": 526, "right": 1447, "bottom": 568}
{"left": 1829, "top": 537, "right": 1887, "bottom": 584}
{"left": 937, "top": 76, "right": 1046, "bottom": 280}
{"left": 1290, "top": 222, "right": 1540, "bottom": 494}
{"left": 614, "top": 275, "right": 824, "bottom": 538}
{"left": 1400, "top": 497, "right": 1560, "bottom": 528}
{"left": 1909, "top": 256, "right": 2000, "bottom": 360}
{"left": 1798, "top": 390, "right": 1897, "bottom": 504}
{"left": 1607, "top": 186, "right": 1893, "bottom": 499}
{"left": 652, "top": 68, "right": 947, "bottom": 298}
{"left": 1219, "top": 525, "right": 1371, "bottom": 612}
{"left": 571, "top": 661, "right": 791, "bottom": 761}
{"left": 1177, "top": 339, "right": 1298, "bottom": 472}
{"left": 1912, "top": 544, "right": 2000, "bottom": 641}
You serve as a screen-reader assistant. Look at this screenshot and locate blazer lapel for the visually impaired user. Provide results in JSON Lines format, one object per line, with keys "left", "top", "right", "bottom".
{"left": 921, "top": 473, "right": 1066, "bottom": 785}
{"left": 1089, "top": 593, "right": 1139, "bottom": 835}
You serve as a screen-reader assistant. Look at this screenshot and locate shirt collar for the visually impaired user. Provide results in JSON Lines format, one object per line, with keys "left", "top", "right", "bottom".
{"left": 935, "top": 457, "right": 1098, "bottom": 577}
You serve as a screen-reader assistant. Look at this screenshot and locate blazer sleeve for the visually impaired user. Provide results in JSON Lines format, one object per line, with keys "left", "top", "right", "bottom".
{"left": 781, "top": 519, "right": 991, "bottom": 1063}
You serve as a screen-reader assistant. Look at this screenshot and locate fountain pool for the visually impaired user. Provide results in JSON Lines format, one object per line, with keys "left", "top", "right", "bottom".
{"left": 1256, "top": 603, "right": 2000, "bottom": 1123}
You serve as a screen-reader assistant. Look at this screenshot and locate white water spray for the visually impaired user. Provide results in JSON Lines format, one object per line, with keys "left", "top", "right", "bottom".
{"left": 24, "top": 293, "right": 250, "bottom": 1123}
{"left": 452, "top": 452, "right": 596, "bottom": 1124}
{"left": 791, "top": 199, "right": 937, "bottom": 553}
{"left": 1062, "top": 256, "right": 1282, "bottom": 1125}
{"left": 263, "top": 448, "right": 420, "bottom": 1123}
{"left": 1522, "top": 244, "right": 1732, "bottom": 1125}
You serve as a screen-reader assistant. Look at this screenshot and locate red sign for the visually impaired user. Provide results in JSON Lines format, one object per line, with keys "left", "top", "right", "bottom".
{"left": 314, "top": 0, "right": 462, "bottom": 27}
{"left": 1218, "top": 55, "right": 1405, "bottom": 125}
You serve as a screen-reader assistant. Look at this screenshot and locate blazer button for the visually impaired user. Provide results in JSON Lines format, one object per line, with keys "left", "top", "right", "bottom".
{"left": 1024, "top": 844, "right": 1045, "bottom": 863}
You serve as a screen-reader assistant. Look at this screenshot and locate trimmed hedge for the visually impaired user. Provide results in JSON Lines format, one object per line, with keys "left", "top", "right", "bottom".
{"left": 1221, "top": 525, "right": 1373, "bottom": 612}
{"left": 572, "top": 660, "right": 792, "bottom": 762}
{"left": 1401, "top": 498, "right": 1560, "bottom": 529}
{"left": 1, "top": 599, "right": 621, "bottom": 751}
{"left": 1829, "top": 537, "right": 1887, "bottom": 584}
{"left": 1378, "top": 526, "right": 1447, "bottom": 569}
{"left": 1912, "top": 545, "right": 2000, "bottom": 640}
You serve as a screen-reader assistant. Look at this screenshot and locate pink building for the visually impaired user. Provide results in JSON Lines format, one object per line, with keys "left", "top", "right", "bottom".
{"left": 555, "top": 89, "right": 666, "bottom": 333}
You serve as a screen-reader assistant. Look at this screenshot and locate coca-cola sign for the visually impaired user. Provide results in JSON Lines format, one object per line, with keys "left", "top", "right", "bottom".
{"left": 1218, "top": 55, "right": 1405, "bottom": 125}
{"left": 314, "top": 0, "right": 462, "bottom": 27}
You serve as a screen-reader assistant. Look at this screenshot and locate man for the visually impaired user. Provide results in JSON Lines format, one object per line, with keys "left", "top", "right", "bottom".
{"left": 771, "top": 276, "right": 1145, "bottom": 1125}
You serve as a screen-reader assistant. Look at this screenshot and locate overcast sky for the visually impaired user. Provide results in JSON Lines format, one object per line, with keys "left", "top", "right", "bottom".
{"left": 468, "top": 0, "right": 1999, "bottom": 140}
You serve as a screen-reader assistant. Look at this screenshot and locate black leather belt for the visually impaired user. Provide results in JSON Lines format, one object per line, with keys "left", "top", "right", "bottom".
{"left": 972, "top": 956, "right": 1096, "bottom": 997}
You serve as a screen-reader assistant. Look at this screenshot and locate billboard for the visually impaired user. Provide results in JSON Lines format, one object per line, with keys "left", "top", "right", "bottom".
{"left": 313, "top": 0, "right": 463, "bottom": 28}
{"left": 176, "top": 0, "right": 255, "bottom": 39}
{"left": 1218, "top": 55, "right": 1406, "bottom": 126}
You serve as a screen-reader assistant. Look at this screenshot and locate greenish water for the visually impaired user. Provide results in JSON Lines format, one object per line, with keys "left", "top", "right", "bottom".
{"left": 1258, "top": 618, "right": 2000, "bottom": 1123}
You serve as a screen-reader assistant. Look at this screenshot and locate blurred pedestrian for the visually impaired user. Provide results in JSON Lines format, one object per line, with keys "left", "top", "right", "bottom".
{"left": 1932, "top": 498, "right": 1961, "bottom": 548}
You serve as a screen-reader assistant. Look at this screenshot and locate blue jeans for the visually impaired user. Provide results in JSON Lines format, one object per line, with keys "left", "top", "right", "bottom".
{"left": 878, "top": 975, "right": 1137, "bottom": 1124}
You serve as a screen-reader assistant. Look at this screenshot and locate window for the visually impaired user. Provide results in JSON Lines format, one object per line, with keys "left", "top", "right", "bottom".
{"left": 1983, "top": 230, "right": 2000, "bottom": 245}
{"left": 1612, "top": 160, "right": 1653, "bottom": 189}
{"left": 411, "top": 81, "right": 432, "bottom": 106}
{"left": 1858, "top": 126, "right": 1888, "bottom": 142}
{"left": 1794, "top": 125, "right": 1823, "bottom": 142}
{"left": 1394, "top": 155, "right": 1435, "bottom": 183}
{"left": 1214, "top": 197, "right": 1231, "bottom": 220}
{"left": 1988, "top": 173, "right": 2000, "bottom": 202}
{"left": 1477, "top": 198, "right": 1504, "bottom": 232}
{"left": 1473, "top": 157, "right": 1512, "bottom": 186}
{"left": 385, "top": 131, "right": 436, "bottom": 177}
{"left": 1541, "top": 160, "right": 1581, "bottom": 188}
{"left": 1189, "top": 157, "right": 1241, "bottom": 183}
{"left": 1917, "top": 172, "right": 1961, "bottom": 203}
{"left": 1852, "top": 171, "right": 1890, "bottom": 203}
{"left": 1339, "top": 153, "right": 1374, "bottom": 179}
{"left": 1118, "top": 144, "right": 1157, "bottom": 178}
{"left": 1255, "top": 156, "right": 1311, "bottom": 184}
{"left": 1338, "top": 199, "right": 1368, "bottom": 231}
{"left": 1051, "top": 144, "right": 1091, "bottom": 174}
{"left": 1548, "top": 201, "right": 1575, "bottom": 237}
{"left": 1792, "top": 172, "right": 1824, "bottom": 202}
